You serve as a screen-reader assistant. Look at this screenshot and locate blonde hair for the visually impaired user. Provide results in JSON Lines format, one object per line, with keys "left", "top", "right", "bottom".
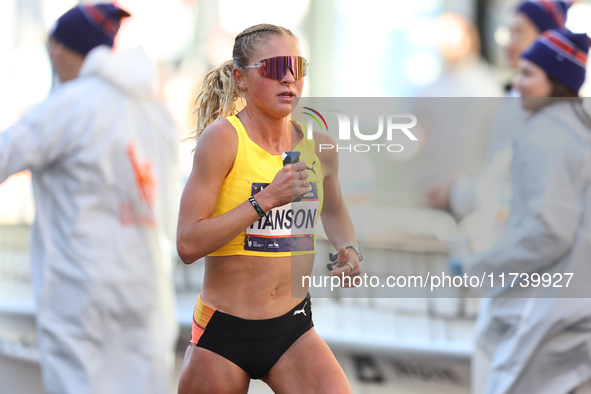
{"left": 190, "top": 24, "right": 298, "bottom": 141}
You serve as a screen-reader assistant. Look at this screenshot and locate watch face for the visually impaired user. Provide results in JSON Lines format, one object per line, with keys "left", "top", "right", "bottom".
{"left": 345, "top": 243, "right": 362, "bottom": 261}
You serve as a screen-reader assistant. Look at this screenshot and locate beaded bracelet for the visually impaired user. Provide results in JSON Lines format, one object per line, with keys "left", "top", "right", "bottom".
{"left": 248, "top": 196, "right": 266, "bottom": 217}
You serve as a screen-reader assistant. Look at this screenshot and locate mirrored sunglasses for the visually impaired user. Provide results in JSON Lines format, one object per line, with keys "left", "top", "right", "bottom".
{"left": 244, "top": 56, "right": 309, "bottom": 80}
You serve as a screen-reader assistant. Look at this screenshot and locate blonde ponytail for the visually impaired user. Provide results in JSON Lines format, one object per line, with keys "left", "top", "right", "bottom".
{"left": 190, "top": 60, "right": 241, "bottom": 141}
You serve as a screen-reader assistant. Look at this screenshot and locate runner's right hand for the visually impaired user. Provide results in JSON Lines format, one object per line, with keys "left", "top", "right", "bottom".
{"left": 262, "top": 161, "right": 309, "bottom": 207}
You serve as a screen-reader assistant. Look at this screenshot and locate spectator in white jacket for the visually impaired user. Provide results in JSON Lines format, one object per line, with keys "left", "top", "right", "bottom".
{"left": 467, "top": 29, "right": 591, "bottom": 394}
{"left": 0, "top": 4, "right": 179, "bottom": 393}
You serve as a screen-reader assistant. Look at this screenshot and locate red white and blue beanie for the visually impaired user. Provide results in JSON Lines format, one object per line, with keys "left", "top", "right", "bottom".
{"left": 516, "top": 1, "right": 572, "bottom": 32}
{"left": 49, "top": 3, "right": 130, "bottom": 56}
{"left": 522, "top": 29, "right": 589, "bottom": 93}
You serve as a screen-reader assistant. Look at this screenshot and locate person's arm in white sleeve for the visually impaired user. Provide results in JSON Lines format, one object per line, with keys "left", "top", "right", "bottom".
{"left": 449, "top": 176, "right": 477, "bottom": 218}
{"left": 0, "top": 124, "right": 30, "bottom": 183}
{"left": 0, "top": 91, "right": 78, "bottom": 182}
{"left": 426, "top": 175, "right": 477, "bottom": 219}
{"left": 464, "top": 125, "right": 582, "bottom": 296}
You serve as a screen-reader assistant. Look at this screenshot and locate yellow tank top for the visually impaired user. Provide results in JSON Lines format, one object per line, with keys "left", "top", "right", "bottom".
{"left": 208, "top": 115, "right": 324, "bottom": 257}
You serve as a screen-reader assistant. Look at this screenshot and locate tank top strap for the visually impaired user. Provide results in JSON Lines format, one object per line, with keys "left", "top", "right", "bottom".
{"left": 227, "top": 115, "right": 246, "bottom": 142}
{"left": 227, "top": 115, "right": 248, "bottom": 159}
{"left": 292, "top": 121, "right": 315, "bottom": 150}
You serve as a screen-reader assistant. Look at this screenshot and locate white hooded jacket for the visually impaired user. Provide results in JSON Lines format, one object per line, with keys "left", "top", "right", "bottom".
{"left": 0, "top": 46, "right": 179, "bottom": 394}
{"left": 465, "top": 100, "right": 591, "bottom": 394}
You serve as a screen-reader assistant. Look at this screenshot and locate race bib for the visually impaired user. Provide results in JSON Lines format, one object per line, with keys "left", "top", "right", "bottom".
{"left": 245, "top": 182, "right": 319, "bottom": 252}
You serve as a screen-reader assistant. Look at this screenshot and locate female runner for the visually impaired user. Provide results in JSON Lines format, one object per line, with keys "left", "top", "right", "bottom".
{"left": 177, "top": 24, "right": 362, "bottom": 393}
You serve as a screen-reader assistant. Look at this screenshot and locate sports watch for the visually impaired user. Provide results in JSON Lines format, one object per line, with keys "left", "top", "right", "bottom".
{"left": 343, "top": 241, "right": 363, "bottom": 262}
{"left": 326, "top": 242, "right": 364, "bottom": 271}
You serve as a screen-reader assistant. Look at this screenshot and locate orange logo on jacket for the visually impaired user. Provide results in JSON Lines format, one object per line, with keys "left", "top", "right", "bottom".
{"left": 127, "top": 142, "right": 155, "bottom": 208}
